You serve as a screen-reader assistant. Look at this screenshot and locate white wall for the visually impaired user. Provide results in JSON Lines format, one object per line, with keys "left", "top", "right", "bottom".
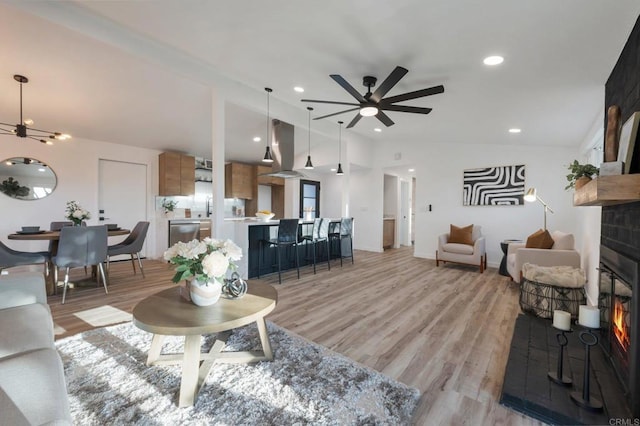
{"left": 364, "top": 138, "right": 577, "bottom": 266}
{"left": 0, "top": 136, "right": 164, "bottom": 258}
{"left": 349, "top": 168, "right": 383, "bottom": 252}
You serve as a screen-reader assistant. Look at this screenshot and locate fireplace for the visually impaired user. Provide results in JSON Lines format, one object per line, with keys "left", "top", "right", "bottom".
{"left": 598, "top": 244, "right": 640, "bottom": 418}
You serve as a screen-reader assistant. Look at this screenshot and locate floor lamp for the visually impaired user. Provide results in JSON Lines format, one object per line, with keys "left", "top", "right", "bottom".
{"left": 524, "top": 188, "right": 554, "bottom": 230}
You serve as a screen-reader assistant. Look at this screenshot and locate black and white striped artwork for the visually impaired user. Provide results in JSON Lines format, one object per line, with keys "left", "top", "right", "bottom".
{"left": 463, "top": 165, "right": 525, "bottom": 206}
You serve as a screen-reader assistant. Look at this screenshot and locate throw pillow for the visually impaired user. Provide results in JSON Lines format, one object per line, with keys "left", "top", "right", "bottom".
{"left": 449, "top": 224, "right": 474, "bottom": 245}
{"left": 526, "top": 229, "right": 554, "bottom": 249}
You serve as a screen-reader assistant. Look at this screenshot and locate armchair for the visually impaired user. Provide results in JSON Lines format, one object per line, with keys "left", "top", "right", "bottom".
{"left": 436, "top": 225, "right": 487, "bottom": 273}
{"left": 506, "top": 230, "right": 580, "bottom": 283}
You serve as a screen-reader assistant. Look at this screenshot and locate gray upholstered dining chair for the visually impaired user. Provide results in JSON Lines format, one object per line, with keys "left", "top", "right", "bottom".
{"left": 0, "top": 241, "right": 49, "bottom": 275}
{"left": 53, "top": 225, "right": 108, "bottom": 304}
{"left": 107, "top": 221, "right": 150, "bottom": 278}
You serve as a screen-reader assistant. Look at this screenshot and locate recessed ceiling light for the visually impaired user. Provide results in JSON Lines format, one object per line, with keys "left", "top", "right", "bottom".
{"left": 408, "top": 168, "right": 415, "bottom": 172}
{"left": 508, "top": 128, "right": 522, "bottom": 133}
{"left": 374, "top": 128, "right": 382, "bottom": 132}
{"left": 294, "top": 86, "right": 304, "bottom": 93}
{"left": 483, "top": 55, "right": 504, "bottom": 66}
{"left": 253, "top": 136, "right": 261, "bottom": 142}
{"left": 330, "top": 168, "right": 337, "bottom": 172}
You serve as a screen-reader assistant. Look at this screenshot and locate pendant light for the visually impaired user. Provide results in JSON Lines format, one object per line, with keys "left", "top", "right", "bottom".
{"left": 262, "top": 87, "right": 274, "bottom": 163}
{"left": 0, "top": 75, "right": 71, "bottom": 145}
{"left": 304, "top": 107, "right": 314, "bottom": 169}
{"left": 336, "top": 121, "right": 344, "bottom": 175}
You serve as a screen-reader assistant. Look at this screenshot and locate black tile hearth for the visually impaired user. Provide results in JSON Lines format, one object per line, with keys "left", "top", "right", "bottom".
{"left": 500, "top": 314, "right": 633, "bottom": 425}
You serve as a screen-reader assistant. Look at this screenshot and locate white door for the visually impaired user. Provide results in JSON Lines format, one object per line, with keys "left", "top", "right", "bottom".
{"left": 400, "top": 180, "right": 410, "bottom": 246}
{"left": 98, "top": 159, "right": 148, "bottom": 258}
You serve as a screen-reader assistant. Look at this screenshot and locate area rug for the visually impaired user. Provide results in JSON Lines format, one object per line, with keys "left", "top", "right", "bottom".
{"left": 55, "top": 321, "right": 420, "bottom": 425}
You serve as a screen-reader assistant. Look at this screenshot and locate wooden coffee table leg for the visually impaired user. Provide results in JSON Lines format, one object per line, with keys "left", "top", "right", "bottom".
{"left": 179, "top": 334, "right": 202, "bottom": 407}
{"left": 256, "top": 317, "right": 273, "bottom": 360}
{"left": 146, "top": 334, "right": 165, "bottom": 365}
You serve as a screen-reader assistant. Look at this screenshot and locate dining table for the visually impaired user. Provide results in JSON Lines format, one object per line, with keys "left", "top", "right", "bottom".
{"left": 8, "top": 227, "right": 130, "bottom": 296}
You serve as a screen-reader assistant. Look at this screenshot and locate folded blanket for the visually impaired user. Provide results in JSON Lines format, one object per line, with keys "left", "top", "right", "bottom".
{"left": 522, "top": 263, "right": 586, "bottom": 288}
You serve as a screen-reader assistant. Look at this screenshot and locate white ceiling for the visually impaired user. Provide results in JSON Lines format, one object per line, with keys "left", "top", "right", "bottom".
{"left": 1, "top": 1, "right": 639, "bottom": 164}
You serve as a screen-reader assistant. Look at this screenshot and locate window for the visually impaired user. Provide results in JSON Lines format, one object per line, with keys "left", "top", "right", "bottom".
{"left": 300, "top": 180, "right": 320, "bottom": 219}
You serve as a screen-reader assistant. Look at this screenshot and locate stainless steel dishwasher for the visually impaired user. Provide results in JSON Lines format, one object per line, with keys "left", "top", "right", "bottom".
{"left": 168, "top": 220, "right": 200, "bottom": 246}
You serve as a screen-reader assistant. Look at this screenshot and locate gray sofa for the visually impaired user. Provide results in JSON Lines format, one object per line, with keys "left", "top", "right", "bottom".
{"left": 0, "top": 272, "right": 72, "bottom": 425}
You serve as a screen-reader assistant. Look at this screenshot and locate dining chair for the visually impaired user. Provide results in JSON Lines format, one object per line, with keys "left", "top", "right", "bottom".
{"left": 107, "top": 221, "right": 149, "bottom": 278}
{"left": 301, "top": 218, "right": 331, "bottom": 274}
{"left": 53, "top": 225, "right": 108, "bottom": 304}
{"left": 258, "top": 218, "right": 300, "bottom": 284}
{"left": 0, "top": 241, "right": 49, "bottom": 275}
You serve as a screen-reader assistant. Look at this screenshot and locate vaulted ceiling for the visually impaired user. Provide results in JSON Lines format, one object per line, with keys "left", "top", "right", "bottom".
{"left": 1, "top": 1, "right": 639, "bottom": 163}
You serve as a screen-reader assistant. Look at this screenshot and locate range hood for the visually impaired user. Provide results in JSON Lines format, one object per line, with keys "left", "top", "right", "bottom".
{"left": 260, "top": 119, "right": 307, "bottom": 179}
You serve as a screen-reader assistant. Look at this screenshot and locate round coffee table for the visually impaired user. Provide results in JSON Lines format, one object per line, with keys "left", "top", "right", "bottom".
{"left": 132, "top": 282, "right": 277, "bottom": 407}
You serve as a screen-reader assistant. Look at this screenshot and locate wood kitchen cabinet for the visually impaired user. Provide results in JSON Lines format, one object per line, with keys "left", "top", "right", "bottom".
{"left": 256, "top": 165, "right": 284, "bottom": 186}
{"left": 383, "top": 219, "right": 395, "bottom": 249}
{"left": 159, "top": 152, "right": 195, "bottom": 196}
{"left": 225, "top": 162, "right": 254, "bottom": 199}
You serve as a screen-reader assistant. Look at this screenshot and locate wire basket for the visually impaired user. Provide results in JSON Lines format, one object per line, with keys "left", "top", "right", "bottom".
{"left": 519, "top": 277, "right": 586, "bottom": 319}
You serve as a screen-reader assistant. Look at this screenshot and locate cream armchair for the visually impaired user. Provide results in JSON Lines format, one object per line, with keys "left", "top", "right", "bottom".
{"left": 436, "top": 225, "right": 487, "bottom": 273}
{"left": 506, "top": 231, "right": 580, "bottom": 283}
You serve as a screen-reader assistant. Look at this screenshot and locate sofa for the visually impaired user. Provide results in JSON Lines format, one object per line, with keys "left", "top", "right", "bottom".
{"left": 506, "top": 230, "right": 581, "bottom": 284}
{"left": 0, "top": 272, "right": 72, "bottom": 425}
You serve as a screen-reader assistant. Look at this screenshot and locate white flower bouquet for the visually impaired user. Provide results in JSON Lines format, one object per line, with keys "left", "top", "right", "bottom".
{"left": 163, "top": 237, "right": 243, "bottom": 284}
{"left": 65, "top": 200, "right": 91, "bottom": 226}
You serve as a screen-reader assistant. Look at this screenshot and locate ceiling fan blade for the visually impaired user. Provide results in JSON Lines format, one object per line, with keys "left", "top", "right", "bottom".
{"left": 381, "top": 85, "right": 444, "bottom": 104}
{"left": 314, "top": 107, "right": 360, "bottom": 121}
{"left": 370, "top": 66, "right": 408, "bottom": 103}
{"left": 380, "top": 105, "right": 432, "bottom": 114}
{"left": 346, "top": 113, "right": 363, "bottom": 128}
{"left": 301, "top": 99, "right": 360, "bottom": 107}
{"left": 330, "top": 74, "right": 367, "bottom": 103}
{"left": 375, "top": 111, "right": 395, "bottom": 127}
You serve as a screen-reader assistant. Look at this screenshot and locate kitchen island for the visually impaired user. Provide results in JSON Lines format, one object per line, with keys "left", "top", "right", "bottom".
{"left": 227, "top": 218, "right": 347, "bottom": 279}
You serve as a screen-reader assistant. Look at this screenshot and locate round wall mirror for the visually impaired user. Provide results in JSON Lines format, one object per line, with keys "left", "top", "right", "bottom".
{"left": 0, "top": 157, "right": 57, "bottom": 200}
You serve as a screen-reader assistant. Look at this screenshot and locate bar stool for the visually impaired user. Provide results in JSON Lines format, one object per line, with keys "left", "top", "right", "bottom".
{"left": 258, "top": 218, "right": 300, "bottom": 284}
{"left": 301, "top": 218, "right": 331, "bottom": 274}
{"left": 329, "top": 217, "right": 354, "bottom": 266}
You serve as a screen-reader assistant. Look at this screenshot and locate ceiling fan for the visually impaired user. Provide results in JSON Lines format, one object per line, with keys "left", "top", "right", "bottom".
{"left": 301, "top": 66, "right": 444, "bottom": 128}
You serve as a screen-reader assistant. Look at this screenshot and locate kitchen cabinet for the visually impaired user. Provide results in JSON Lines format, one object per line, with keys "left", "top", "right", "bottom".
{"left": 159, "top": 152, "right": 195, "bottom": 196}
{"left": 225, "top": 162, "right": 254, "bottom": 199}
{"left": 199, "top": 219, "right": 211, "bottom": 239}
{"left": 256, "top": 165, "right": 284, "bottom": 186}
{"left": 383, "top": 219, "right": 395, "bottom": 249}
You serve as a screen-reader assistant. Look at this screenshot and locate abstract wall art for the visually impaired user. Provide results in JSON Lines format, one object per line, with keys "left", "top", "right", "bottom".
{"left": 463, "top": 164, "right": 525, "bottom": 206}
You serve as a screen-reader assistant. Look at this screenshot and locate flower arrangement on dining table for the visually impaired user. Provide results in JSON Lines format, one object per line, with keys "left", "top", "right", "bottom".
{"left": 65, "top": 200, "right": 91, "bottom": 226}
{"left": 163, "top": 237, "right": 243, "bottom": 286}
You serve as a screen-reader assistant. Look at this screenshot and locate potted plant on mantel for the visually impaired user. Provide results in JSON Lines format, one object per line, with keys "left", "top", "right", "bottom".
{"left": 565, "top": 160, "right": 599, "bottom": 190}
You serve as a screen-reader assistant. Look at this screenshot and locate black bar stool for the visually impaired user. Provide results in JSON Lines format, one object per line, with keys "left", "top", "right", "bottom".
{"left": 258, "top": 218, "right": 300, "bottom": 284}
{"left": 329, "top": 217, "right": 354, "bottom": 266}
{"left": 301, "top": 218, "right": 331, "bottom": 274}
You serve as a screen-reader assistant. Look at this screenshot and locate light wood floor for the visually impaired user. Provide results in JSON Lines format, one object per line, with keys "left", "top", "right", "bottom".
{"left": 44, "top": 247, "right": 544, "bottom": 425}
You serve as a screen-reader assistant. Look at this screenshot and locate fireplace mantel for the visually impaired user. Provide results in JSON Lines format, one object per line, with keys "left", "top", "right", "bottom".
{"left": 573, "top": 174, "right": 640, "bottom": 206}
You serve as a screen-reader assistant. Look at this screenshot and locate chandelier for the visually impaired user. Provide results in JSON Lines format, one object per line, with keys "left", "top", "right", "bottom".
{"left": 0, "top": 75, "right": 71, "bottom": 145}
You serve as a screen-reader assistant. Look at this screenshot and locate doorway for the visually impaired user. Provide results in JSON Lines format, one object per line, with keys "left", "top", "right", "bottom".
{"left": 98, "top": 159, "right": 148, "bottom": 258}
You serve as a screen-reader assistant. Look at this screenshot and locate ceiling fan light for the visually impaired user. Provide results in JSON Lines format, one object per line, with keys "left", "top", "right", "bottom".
{"left": 262, "top": 146, "right": 273, "bottom": 163}
{"left": 360, "top": 106, "right": 378, "bottom": 117}
{"left": 336, "top": 163, "right": 344, "bottom": 175}
{"left": 304, "top": 155, "right": 314, "bottom": 169}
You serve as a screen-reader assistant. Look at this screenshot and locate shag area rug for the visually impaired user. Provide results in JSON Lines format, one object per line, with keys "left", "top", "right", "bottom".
{"left": 55, "top": 321, "right": 420, "bottom": 425}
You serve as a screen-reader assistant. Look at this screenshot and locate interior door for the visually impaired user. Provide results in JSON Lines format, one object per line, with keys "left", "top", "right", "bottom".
{"left": 98, "top": 159, "right": 148, "bottom": 258}
{"left": 400, "top": 180, "right": 409, "bottom": 246}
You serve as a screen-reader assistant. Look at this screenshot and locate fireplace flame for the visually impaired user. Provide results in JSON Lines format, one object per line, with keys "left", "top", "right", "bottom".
{"left": 613, "top": 299, "right": 630, "bottom": 350}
